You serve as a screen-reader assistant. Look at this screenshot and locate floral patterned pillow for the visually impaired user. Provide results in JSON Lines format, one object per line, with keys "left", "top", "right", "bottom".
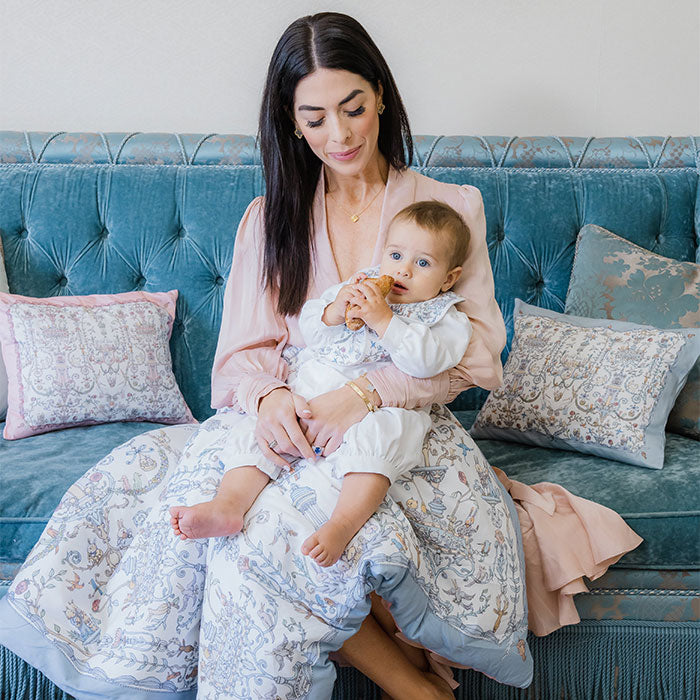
{"left": 565, "top": 224, "right": 699, "bottom": 440}
{"left": 470, "top": 300, "right": 700, "bottom": 468}
{"left": 0, "top": 290, "right": 195, "bottom": 439}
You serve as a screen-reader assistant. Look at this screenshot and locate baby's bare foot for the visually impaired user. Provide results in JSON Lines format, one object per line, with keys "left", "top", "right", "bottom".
{"left": 169, "top": 501, "right": 244, "bottom": 540}
{"left": 301, "top": 517, "right": 355, "bottom": 567}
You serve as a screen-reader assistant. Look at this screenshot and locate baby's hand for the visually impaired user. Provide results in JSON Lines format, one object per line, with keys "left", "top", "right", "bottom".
{"left": 349, "top": 280, "right": 393, "bottom": 337}
{"left": 323, "top": 283, "right": 359, "bottom": 326}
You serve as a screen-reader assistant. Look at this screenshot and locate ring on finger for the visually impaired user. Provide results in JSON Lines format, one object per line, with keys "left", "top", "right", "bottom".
{"left": 313, "top": 445, "right": 323, "bottom": 456}
{"left": 268, "top": 439, "right": 278, "bottom": 451}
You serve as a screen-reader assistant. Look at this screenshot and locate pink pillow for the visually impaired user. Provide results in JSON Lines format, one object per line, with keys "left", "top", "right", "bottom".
{"left": 0, "top": 290, "right": 196, "bottom": 439}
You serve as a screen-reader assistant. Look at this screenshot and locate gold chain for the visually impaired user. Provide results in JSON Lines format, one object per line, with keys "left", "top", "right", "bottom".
{"left": 328, "top": 185, "right": 384, "bottom": 223}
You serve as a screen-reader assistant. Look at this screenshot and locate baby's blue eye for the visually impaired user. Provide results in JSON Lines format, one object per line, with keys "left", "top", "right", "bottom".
{"left": 417, "top": 258, "right": 430, "bottom": 267}
{"left": 390, "top": 252, "right": 401, "bottom": 260}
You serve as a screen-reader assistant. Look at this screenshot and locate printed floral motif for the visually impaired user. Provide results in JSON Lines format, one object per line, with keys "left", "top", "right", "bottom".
{"left": 474, "top": 312, "right": 687, "bottom": 455}
{"left": 6, "top": 403, "right": 530, "bottom": 696}
{"left": 1, "top": 298, "right": 193, "bottom": 437}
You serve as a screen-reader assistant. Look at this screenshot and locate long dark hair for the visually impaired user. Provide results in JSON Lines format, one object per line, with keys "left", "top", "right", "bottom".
{"left": 258, "top": 12, "right": 413, "bottom": 317}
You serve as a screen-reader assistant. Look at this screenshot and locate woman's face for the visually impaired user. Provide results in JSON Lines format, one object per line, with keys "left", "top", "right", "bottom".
{"left": 293, "top": 68, "right": 383, "bottom": 177}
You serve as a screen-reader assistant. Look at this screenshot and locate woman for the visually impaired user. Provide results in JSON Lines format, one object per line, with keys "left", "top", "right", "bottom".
{"left": 0, "top": 13, "right": 640, "bottom": 700}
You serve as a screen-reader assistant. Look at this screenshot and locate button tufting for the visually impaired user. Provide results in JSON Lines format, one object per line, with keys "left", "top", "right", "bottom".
{"left": 535, "top": 279, "right": 545, "bottom": 291}
{"left": 99, "top": 228, "right": 109, "bottom": 240}
{"left": 215, "top": 276, "right": 224, "bottom": 286}
{"left": 18, "top": 229, "right": 28, "bottom": 239}
{"left": 58, "top": 276, "right": 67, "bottom": 287}
{"left": 177, "top": 228, "right": 187, "bottom": 239}
{"left": 135, "top": 276, "right": 146, "bottom": 287}
{"left": 494, "top": 229, "right": 505, "bottom": 242}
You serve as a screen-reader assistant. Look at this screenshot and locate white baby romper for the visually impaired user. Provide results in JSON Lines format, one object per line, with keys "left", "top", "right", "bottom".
{"left": 220, "top": 270, "right": 473, "bottom": 485}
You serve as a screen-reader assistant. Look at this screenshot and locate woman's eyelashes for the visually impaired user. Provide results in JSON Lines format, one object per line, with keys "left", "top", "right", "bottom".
{"left": 305, "top": 106, "right": 366, "bottom": 128}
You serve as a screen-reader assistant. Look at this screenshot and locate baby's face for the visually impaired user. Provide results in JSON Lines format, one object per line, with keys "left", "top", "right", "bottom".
{"left": 379, "top": 219, "right": 460, "bottom": 304}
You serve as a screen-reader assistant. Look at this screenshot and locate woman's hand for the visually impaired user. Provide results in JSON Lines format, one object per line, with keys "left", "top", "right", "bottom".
{"left": 301, "top": 378, "right": 379, "bottom": 456}
{"left": 256, "top": 388, "right": 316, "bottom": 468}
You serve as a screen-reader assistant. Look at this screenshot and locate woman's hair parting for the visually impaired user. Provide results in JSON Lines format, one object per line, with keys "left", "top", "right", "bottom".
{"left": 392, "top": 200, "right": 471, "bottom": 268}
{"left": 258, "top": 12, "right": 413, "bottom": 316}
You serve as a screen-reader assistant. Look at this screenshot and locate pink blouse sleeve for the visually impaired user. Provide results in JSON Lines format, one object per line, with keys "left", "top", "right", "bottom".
{"left": 367, "top": 185, "right": 506, "bottom": 409}
{"left": 210, "top": 197, "right": 290, "bottom": 415}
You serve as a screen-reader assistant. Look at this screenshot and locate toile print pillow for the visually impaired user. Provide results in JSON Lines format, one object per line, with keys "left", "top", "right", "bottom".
{"left": 565, "top": 224, "right": 700, "bottom": 440}
{"left": 0, "top": 290, "right": 196, "bottom": 439}
{"left": 470, "top": 299, "right": 700, "bottom": 469}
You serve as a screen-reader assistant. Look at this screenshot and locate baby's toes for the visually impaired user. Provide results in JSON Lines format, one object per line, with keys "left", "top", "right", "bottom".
{"left": 309, "top": 543, "right": 326, "bottom": 561}
{"left": 301, "top": 533, "right": 318, "bottom": 555}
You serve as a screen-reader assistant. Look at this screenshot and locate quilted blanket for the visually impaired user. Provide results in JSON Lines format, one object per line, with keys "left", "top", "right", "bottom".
{"left": 0, "top": 404, "right": 532, "bottom": 699}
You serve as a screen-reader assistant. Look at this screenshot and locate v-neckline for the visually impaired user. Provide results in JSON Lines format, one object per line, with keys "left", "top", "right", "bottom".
{"left": 318, "top": 166, "right": 394, "bottom": 287}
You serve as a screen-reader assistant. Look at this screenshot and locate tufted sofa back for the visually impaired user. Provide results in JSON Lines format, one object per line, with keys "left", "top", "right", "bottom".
{"left": 0, "top": 132, "right": 698, "bottom": 419}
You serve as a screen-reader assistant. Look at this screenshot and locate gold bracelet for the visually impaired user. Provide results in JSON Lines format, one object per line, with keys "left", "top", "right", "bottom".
{"left": 346, "top": 380, "right": 377, "bottom": 413}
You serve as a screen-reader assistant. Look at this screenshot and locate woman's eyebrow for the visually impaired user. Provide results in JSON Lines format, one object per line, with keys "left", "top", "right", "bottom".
{"left": 297, "top": 89, "right": 364, "bottom": 112}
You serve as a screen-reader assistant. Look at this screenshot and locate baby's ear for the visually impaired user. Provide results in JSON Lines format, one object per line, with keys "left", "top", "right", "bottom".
{"left": 441, "top": 266, "right": 462, "bottom": 292}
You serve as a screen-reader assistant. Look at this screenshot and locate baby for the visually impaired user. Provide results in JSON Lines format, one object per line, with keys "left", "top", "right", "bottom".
{"left": 170, "top": 200, "right": 473, "bottom": 567}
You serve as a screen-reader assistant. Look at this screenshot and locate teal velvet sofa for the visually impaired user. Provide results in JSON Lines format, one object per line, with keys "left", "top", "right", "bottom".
{"left": 0, "top": 132, "right": 698, "bottom": 700}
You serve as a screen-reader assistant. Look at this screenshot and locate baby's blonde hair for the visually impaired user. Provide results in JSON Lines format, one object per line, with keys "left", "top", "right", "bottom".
{"left": 391, "top": 200, "right": 470, "bottom": 268}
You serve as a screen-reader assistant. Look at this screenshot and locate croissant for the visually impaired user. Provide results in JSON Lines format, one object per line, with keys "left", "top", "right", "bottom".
{"left": 345, "top": 275, "right": 395, "bottom": 331}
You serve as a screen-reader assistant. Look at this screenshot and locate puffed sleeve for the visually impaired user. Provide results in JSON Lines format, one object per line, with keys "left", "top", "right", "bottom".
{"left": 210, "top": 197, "right": 290, "bottom": 415}
{"left": 379, "top": 308, "right": 473, "bottom": 378}
{"left": 366, "top": 184, "right": 506, "bottom": 408}
{"left": 298, "top": 281, "right": 347, "bottom": 350}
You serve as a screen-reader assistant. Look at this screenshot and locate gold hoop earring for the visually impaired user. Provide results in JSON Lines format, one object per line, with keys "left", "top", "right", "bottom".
{"left": 377, "top": 101, "right": 385, "bottom": 115}
{"left": 294, "top": 127, "right": 303, "bottom": 139}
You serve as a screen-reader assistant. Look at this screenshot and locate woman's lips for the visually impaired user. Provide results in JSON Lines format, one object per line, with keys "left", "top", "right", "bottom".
{"left": 328, "top": 145, "right": 361, "bottom": 161}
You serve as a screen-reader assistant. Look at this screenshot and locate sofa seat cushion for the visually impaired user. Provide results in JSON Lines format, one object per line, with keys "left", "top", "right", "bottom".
{"left": 455, "top": 410, "right": 699, "bottom": 570}
{"left": 0, "top": 421, "right": 169, "bottom": 573}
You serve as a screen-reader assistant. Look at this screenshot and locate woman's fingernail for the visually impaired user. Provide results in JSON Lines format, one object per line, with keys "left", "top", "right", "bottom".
{"left": 303, "top": 410, "right": 312, "bottom": 416}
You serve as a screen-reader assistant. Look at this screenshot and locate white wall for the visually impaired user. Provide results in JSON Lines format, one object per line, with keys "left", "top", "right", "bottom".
{"left": 1, "top": 0, "right": 698, "bottom": 136}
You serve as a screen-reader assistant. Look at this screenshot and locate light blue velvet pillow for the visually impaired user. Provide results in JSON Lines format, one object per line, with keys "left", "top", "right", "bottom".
{"left": 470, "top": 300, "right": 700, "bottom": 468}
{"left": 565, "top": 224, "right": 699, "bottom": 440}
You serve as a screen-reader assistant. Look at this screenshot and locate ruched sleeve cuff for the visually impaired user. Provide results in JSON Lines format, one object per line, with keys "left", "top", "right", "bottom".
{"left": 237, "top": 374, "right": 289, "bottom": 417}
{"left": 366, "top": 365, "right": 451, "bottom": 410}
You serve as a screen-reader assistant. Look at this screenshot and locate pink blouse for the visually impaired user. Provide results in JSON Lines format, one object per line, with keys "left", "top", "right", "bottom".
{"left": 211, "top": 165, "right": 506, "bottom": 415}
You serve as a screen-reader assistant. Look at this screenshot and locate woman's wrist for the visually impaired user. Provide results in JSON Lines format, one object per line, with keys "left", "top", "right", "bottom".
{"left": 339, "top": 383, "right": 372, "bottom": 416}
{"left": 256, "top": 385, "right": 291, "bottom": 414}
{"left": 354, "top": 374, "right": 382, "bottom": 408}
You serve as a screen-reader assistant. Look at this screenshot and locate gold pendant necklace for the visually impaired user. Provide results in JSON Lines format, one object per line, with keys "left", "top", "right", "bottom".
{"left": 328, "top": 185, "right": 384, "bottom": 223}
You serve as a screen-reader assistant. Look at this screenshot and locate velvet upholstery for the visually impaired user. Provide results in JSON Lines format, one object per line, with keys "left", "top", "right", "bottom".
{"left": 0, "top": 134, "right": 698, "bottom": 699}
{"left": 457, "top": 411, "right": 699, "bottom": 569}
{"left": 1, "top": 134, "right": 697, "bottom": 416}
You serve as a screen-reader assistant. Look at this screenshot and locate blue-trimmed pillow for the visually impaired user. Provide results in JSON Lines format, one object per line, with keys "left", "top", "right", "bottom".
{"left": 565, "top": 224, "right": 699, "bottom": 440}
{"left": 470, "top": 300, "right": 700, "bottom": 468}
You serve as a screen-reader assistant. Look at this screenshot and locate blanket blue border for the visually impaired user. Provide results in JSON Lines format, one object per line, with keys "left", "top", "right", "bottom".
{"left": 0, "top": 596, "right": 195, "bottom": 700}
